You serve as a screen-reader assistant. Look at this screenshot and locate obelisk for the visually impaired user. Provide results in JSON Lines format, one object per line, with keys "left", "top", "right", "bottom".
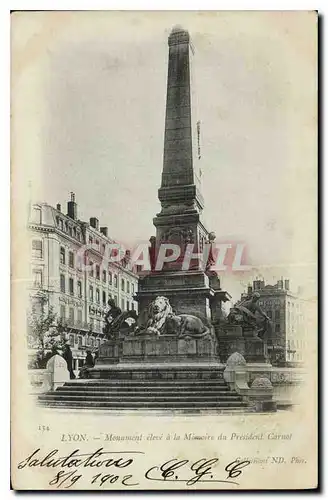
{"left": 137, "top": 26, "right": 229, "bottom": 321}
{"left": 155, "top": 25, "right": 207, "bottom": 259}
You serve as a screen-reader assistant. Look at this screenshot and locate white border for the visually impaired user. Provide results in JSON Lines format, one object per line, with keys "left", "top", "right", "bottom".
{"left": 2, "top": 1, "right": 325, "bottom": 498}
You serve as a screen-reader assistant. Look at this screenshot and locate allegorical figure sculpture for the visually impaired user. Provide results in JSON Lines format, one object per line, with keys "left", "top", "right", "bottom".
{"left": 205, "top": 231, "right": 217, "bottom": 270}
{"left": 228, "top": 292, "right": 272, "bottom": 338}
{"left": 103, "top": 298, "right": 122, "bottom": 335}
{"left": 135, "top": 296, "right": 210, "bottom": 338}
{"left": 103, "top": 298, "right": 138, "bottom": 338}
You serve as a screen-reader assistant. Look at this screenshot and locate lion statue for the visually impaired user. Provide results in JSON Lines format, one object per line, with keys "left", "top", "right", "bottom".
{"left": 136, "top": 296, "right": 210, "bottom": 338}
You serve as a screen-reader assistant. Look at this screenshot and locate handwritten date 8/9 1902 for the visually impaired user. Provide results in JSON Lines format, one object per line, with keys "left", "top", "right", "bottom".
{"left": 16, "top": 448, "right": 251, "bottom": 488}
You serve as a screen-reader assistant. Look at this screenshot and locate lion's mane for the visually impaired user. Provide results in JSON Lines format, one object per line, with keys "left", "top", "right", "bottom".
{"left": 146, "top": 296, "right": 173, "bottom": 334}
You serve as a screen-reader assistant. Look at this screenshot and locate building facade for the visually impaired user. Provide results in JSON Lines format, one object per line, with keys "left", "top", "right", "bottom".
{"left": 240, "top": 279, "right": 308, "bottom": 364}
{"left": 28, "top": 193, "right": 139, "bottom": 372}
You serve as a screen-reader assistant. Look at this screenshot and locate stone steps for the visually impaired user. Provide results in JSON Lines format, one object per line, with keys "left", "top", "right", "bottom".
{"left": 57, "top": 386, "right": 234, "bottom": 396}
{"left": 63, "top": 379, "right": 227, "bottom": 387}
{"left": 40, "top": 393, "right": 242, "bottom": 402}
{"left": 38, "top": 399, "right": 250, "bottom": 409}
{"left": 38, "top": 376, "right": 251, "bottom": 412}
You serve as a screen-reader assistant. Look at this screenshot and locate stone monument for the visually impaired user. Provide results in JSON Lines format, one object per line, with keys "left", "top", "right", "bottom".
{"left": 88, "top": 26, "right": 230, "bottom": 380}
{"left": 137, "top": 25, "right": 230, "bottom": 321}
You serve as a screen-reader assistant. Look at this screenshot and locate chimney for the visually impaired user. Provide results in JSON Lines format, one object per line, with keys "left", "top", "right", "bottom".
{"left": 284, "top": 279, "right": 290, "bottom": 291}
{"left": 67, "top": 192, "right": 77, "bottom": 220}
{"left": 247, "top": 284, "right": 253, "bottom": 295}
{"left": 90, "top": 217, "right": 99, "bottom": 231}
{"left": 56, "top": 203, "right": 61, "bottom": 212}
{"left": 100, "top": 226, "right": 108, "bottom": 237}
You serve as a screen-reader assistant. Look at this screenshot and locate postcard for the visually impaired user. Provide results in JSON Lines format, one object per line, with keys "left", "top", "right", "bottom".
{"left": 11, "top": 10, "right": 318, "bottom": 490}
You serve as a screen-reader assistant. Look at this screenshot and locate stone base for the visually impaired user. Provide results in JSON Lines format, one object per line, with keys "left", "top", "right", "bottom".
{"left": 88, "top": 362, "right": 224, "bottom": 380}
{"left": 216, "top": 325, "right": 269, "bottom": 364}
{"left": 96, "top": 333, "right": 218, "bottom": 364}
{"left": 137, "top": 270, "right": 213, "bottom": 320}
{"left": 87, "top": 333, "right": 220, "bottom": 380}
{"left": 216, "top": 325, "right": 245, "bottom": 362}
{"left": 245, "top": 338, "right": 269, "bottom": 363}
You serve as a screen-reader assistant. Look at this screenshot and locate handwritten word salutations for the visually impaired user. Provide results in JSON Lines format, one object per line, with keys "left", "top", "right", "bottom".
{"left": 17, "top": 448, "right": 142, "bottom": 470}
{"left": 16, "top": 448, "right": 251, "bottom": 489}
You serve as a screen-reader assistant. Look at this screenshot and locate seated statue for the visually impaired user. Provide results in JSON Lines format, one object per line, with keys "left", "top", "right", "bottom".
{"left": 135, "top": 296, "right": 210, "bottom": 338}
{"left": 227, "top": 292, "right": 272, "bottom": 338}
{"left": 103, "top": 296, "right": 138, "bottom": 338}
{"left": 111, "top": 309, "right": 138, "bottom": 337}
{"left": 103, "top": 298, "right": 122, "bottom": 336}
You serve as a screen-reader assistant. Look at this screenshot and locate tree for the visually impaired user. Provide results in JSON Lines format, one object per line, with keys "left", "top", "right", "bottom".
{"left": 27, "top": 291, "right": 63, "bottom": 368}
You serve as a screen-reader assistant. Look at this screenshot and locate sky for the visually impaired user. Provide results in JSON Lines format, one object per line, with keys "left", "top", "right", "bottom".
{"left": 12, "top": 11, "right": 317, "bottom": 302}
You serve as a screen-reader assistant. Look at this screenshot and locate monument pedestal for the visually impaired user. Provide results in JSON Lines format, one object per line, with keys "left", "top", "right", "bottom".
{"left": 88, "top": 334, "right": 222, "bottom": 380}
{"left": 137, "top": 270, "right": 213, "bottom": 321}
{"left": 243, "top": 328, "right": 269, "bottom": 363}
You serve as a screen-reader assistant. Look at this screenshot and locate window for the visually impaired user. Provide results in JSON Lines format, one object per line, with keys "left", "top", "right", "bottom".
{"left": 69, "top": 251, "right": 74, "bottom": 268}
{"left": 89, "top": 236, "right": 93, "bottom": 245}
{"left": 102, "top": 291, "right": 106, "bottom": 305}
{"left": 267, "top": 310, "right": 272, "bottom": 319}
{"left": 275, "top": 310, "right": 280, "bottom": 321}
{"left": 77, "top": 280, "right": 82, "bottom": 298}
{"left": 102, "top": 243, "right": 106, "bottom": 254}
{"left": 60, "top": 305, "right": 66, "bottom": 320}
{"left": 69, "top": 278, "right": 74, "bottom": 295}
{"left": 131, "top": 302, "right": 135, "bottom": 311}
{"left": 114, "top": 275, "right": 118, "bottom": 288}
{"left": 96, "top": 265, "right": 100, "bottom": 280}
{"left": 127, "top": 301, "right": 130, "bottom": 310}
{"left": 60, "top": 274, "right": 65, "bottom": 293}
{"left": 96, "top": 240, "right": 100, "bottom": 250}
{"left": 77, "top": 309, "right": 82, "bottom": 325}
{"left": 132, "top": 283, "right": 135, "bottom": 294}
{"left": 89, "top": 261, "right": 94, "bottom": 277}
{"left": 108, "top": 271, "right": 112, "bottom": 285}
{"left": 78, "top": 336, "right": 82, "bottom": 347}
{"left": 121, "top": 278, "right": 125, "bottom": 291}
{"left": 114, "top": 295, "right": 118, "bottom": 306}
{"left": 60, "top": 247, "right": 65, "bottom": 264}
{"left": 69, "top": 334, "right": 74, "bottom": 346}
{"left": 32, "top": 240, "right": 42, "bottom": 259}
{"left": 89, "top": 286, "right": 94, "bottom": 301}
{"left": 68, "top": 226, "right": 73, "bottom": 237}
{"left": 59, "top": 219, "right": 63, "bottom": 231}
{"left": 127, "top": 281, "right": 130, "bottom": 294}
{"left": 33, "top": 270, "right": 43, "bottom": 287}
{"left": 275, "top": 323, "right": 280, "bottom": 333}
{"left": 31, "top": 207, "right": 41, "bottom": 224}
{"left": 121, "top": 298, "right": 125, "bottom": 310}
{"left": 69, "top": 307, "right": 74, "bottom": 323}
{"left": 96, "top": 288, "right": 100, "bottom": 303}
{"left": 102, "top": 270, "right": 106, "bottom": 282}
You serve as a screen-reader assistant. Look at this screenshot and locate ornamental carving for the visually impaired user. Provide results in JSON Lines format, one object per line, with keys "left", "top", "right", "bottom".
{"left": 161, "top": 227, "right": 194, "bottom": 245}
{"left": 226, "top": 352, "right": 247, "bottom": 367}
{"left": 251, "top": 377, "right": 273, "bottom": 389}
